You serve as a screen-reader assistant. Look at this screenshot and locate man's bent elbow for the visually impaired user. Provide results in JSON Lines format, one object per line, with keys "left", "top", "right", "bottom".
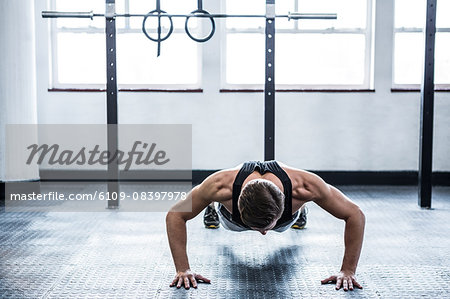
{"left": 166, "top": 211, "right": 186, "bottom": 226}
{"left": 166, "top": 211, "right": 176, "bottom": 225}
{"left": 345, "top": 206, "right": 365, "bottom": 226}
{"left": 355, "top": 207, "right": 365, "bottom": 227}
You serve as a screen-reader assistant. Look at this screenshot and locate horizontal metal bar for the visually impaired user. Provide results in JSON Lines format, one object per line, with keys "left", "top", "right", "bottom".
{"left": 42, "top": 11, "right": 94, "bottom": 19}
{"left": 287, "top": 13, "right": 337, "bottom": 20}
{"left": 55, "top": 27, "right": 364, "bottom": 35}
{"left": 42, "top": 11, "right": 337, "bottom": 20}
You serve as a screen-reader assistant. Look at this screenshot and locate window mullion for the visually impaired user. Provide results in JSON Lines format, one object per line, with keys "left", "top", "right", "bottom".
{"left": 363, "top": 0, "right": 374, "bottom": 88}
{"left": 51, "top": 0, "right": 59, "bottom": 88}
{"left": 125, "top": 0, "right": 130, "bottom": 29}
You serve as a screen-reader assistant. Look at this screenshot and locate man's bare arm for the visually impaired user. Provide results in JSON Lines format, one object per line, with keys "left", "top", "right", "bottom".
{"left": 166, "top": 186, "right": 206, "bottom": 274}
{"left": 166, "top": 172, "right": 230, "bottom": 289}
{"left": 307, "top": 174, "right": 365, "bottom": 291}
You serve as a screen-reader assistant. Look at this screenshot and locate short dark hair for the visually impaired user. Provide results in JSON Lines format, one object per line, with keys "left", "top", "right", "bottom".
{"left": 237, "top": 180, "right": 285, "bottom": 229}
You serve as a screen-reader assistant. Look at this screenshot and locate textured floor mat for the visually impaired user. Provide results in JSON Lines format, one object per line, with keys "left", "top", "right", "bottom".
{"left": 0, "top": 185, "right": 449, "bottom": 298}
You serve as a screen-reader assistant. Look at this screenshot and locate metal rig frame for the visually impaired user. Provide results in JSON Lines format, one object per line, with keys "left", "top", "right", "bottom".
{"left": 42, "top": 1, "right": 339, "bottom": 209}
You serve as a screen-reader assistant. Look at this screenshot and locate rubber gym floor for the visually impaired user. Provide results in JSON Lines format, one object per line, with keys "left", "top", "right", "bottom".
{"left": 1, "top": 184, "right": 449, "bottom": 299}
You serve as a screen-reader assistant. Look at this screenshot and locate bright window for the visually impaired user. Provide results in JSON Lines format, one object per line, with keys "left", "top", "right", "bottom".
{"left": 393, "top": 0, "right": 450, "bottom": 88}
{"left": 50, "top": 0, "right": 200, "bottom": 89}
{"left": 223, "top": 0, "right": 374, "bottom": 90}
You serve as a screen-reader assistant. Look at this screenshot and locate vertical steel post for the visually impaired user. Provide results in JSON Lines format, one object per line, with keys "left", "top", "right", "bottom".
{"left": 106, "top": 0, "right": 119, "bottom": 208}
{"left": 264, "top": 0, "right": 275, "bottom": 161}
{"left": 418, "top": 0, "right": 437, "bottom": 208}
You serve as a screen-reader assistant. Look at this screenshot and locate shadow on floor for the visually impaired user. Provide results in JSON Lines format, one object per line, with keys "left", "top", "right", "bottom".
{"left": 223, "top": 244, "right": 302, "bottom": 280}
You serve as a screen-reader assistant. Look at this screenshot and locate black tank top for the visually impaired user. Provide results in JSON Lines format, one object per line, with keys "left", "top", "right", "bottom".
{"left": 231, "top": 160, "right": 293, "bottom": 228}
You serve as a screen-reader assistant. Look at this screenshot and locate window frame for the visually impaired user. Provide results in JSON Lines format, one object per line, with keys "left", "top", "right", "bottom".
{"left": 220, "top": 0, "right": 375, "bottom": 91}
{"left": 49, "top": 0, "right": 202, "bottom": 90}
{"left": 392, "top": 0, "right": 450, "bottom": 90}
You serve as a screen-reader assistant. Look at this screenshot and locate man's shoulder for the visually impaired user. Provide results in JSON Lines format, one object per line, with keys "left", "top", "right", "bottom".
{"left": 277, "top": 161, "right": 324, "bottom": 201}
{"left": 277, "top": 161, "right": 311, "bottom": 180}
{"left": 197, "top": 167, "right": 240, "bottom": 202}
{"left": 208, "top": 168, "right": 238, "bottom": 186}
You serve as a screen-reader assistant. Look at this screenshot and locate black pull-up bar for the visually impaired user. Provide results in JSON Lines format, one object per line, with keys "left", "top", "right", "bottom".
{"left": 42, "top": 9, "right": 336, "bottom": 57}
{"left": 41, "top": 11, "right": 337, "bottom": 20}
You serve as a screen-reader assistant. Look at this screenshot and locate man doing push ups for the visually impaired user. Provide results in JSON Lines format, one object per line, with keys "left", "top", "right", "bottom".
{"left": 166, "top": 160, "right": 365, "bottom": 291}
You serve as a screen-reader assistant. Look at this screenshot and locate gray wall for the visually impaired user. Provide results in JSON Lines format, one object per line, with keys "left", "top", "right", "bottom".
{"left": 33, "top": 0, "right": 450, "bottom": 171}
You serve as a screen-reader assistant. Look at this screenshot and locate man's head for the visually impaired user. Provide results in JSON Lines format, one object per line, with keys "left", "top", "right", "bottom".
{"left": 237, "top": 179, "right": 285, "bottom": 233}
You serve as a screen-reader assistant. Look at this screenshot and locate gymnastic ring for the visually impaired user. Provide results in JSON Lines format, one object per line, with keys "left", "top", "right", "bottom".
{"left": 142, "top": 9, "right": 174, "bottom": 42}
{"left": 185, "top": 9, "right": 215, "bottom": 43}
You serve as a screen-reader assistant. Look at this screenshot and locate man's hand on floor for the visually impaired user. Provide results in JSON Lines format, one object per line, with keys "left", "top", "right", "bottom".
{"left": 170, "top": 270, "right": 211, "bottom": 289}
{"left": 321, "top": 271, "right": 362, "bottom": 291}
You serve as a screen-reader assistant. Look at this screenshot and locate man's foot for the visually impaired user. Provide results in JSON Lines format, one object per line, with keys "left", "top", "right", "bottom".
{"left": 203, "top": 205, "right": 220, "bottom": 229}
{"left": 291, "top": 207, "right": 308, "bottom": 229}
